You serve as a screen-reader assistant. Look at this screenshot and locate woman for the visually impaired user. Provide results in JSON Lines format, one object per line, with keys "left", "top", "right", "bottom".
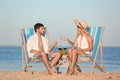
{"left": 61, "top": 19, "right": 93, "bottom": 75}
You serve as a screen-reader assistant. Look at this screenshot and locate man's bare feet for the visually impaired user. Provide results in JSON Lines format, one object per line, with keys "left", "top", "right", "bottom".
{"left": 48, "top": 71, "right": 57, "bottom": 75}
{"left": 44, "top": 69, "right": 57, "bottom": 75}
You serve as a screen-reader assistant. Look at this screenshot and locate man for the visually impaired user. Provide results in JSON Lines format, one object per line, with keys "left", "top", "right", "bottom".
{"left": 61, "top": 19, "right": 93, "bottom": 75}
{"left": 27, "top": 23, "right": 61, "bottom": 75}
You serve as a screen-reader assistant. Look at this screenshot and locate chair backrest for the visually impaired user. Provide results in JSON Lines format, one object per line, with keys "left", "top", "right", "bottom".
{"left": 87, "top": 27, "right": 104, "bottom": 59}
{"left": 22, "top": 28, "right": 34, "bottom": 44}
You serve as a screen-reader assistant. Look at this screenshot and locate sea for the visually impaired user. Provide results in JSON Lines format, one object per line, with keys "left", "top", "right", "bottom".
{"left": 0, "top": 46, "right": 120, "bottom": 72}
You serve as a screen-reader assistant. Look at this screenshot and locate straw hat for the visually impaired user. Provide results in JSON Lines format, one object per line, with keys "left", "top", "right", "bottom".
{"left": 74, "top": 19, "right": 88, "bottom": 29}
{"left": 79, "top": 21, "right": 88, "bottom": 29}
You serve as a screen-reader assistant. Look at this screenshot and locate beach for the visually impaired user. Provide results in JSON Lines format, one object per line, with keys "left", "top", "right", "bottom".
{"left": 0, "top": 46, "right": 120, "bottom": 80}
{"left": 0, "top": 70, "right": 120, "bottom": 80}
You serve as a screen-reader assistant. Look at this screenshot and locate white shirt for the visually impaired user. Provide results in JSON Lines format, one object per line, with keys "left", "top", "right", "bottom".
{"left": 27, "top": 33, "right": 49, "bottom": 58}
{"left": 77, "top": 35, "right": 90, "bottom": 54}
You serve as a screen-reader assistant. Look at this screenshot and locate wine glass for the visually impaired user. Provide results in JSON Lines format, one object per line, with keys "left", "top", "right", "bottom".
{"left": 58, "top": 46, "right": 62, "bottom": 50}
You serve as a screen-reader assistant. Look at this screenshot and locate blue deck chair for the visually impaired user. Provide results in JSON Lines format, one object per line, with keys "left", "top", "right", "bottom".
{"left": 77, "top": 27, "right": 105, "bottom": 72}
{"left": 20, "top": 27, "right": 52, "bottom": 72}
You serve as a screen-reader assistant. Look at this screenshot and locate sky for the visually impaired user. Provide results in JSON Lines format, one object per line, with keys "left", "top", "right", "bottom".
{"left": 0, "top": 0, "right": 120, "bottom": 47}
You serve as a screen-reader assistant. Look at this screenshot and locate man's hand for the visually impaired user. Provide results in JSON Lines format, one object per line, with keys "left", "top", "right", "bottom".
{"left": 30, "top": 49, "right": 39, "bottom": 53}
{"left": 53, "top": 41, "right": 57, "bottom": 46}
{"left": 48, "top": 41, "right": 57, "bottom": 52}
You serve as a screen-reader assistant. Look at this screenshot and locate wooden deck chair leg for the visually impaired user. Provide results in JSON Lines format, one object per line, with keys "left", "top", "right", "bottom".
{"left": 99, "top": 41, "right": 104, "bottom": 68}
{"left": 54, "top": 61, "right": 59, "bottom": 73}
{"left": 89, "top": 56, "right": 105, "bottom": 72}
{"left": 74, "top": 66, "right": 77, "bottom": 75}
{"left": 65, "top": 60, "right": 70, "bottom": 74}
{"left": 22, "top": 43, "right": 25, "bottom": 70}
{"left": 24, "top": 63, "right": 28, "bottom": 72}
{"left": 76, "top": 65, "right": 82, "bottom": 72}
{"left": 24, "top": 58, "right": 30, "bottom": 72}
{"left": 91, "top": 58, "right": 96, "bottom": 73}
{"left": 65, "top": 66, "right": 69, "bottom": 74}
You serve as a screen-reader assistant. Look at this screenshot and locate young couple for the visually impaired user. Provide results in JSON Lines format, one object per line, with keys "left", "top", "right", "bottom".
{"left": 27, "top": 19, "right": 93, "bottom": 75}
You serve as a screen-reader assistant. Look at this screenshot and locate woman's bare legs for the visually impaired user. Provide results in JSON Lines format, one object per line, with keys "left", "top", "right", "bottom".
{"left": 71, "top": 50, "right": 77, "bottom": 69}
{"left": 68, "top": 49, "right": 84, "bottom": 74}
{"left": 68, "top": 48, "right": 73, "bottom": 62}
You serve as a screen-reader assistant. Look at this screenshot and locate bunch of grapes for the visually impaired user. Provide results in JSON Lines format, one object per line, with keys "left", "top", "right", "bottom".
{"left": 58, "top": 48, "right": 67, "bottom": 55}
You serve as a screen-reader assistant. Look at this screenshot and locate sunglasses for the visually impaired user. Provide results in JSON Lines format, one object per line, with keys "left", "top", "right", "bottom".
{"left": 58, "top": 48, "right": 67, "bottom": 50}
{"left": 58, "top": 48, "right": 62, "bottom": 50}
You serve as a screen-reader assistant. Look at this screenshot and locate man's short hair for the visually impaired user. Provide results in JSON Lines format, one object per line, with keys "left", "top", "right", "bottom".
{"left": 34, "top": 23, "right": 44, "bottom": 32}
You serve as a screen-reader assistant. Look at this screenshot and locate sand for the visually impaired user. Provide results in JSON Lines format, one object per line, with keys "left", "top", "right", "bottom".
{"left": 0, "top": 70, "right": 120, "bottom": 80}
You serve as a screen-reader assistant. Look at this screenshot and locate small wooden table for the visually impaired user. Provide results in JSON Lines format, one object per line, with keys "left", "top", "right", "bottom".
{"left": 56, "top": 54, "right": 70, "bottom": 73}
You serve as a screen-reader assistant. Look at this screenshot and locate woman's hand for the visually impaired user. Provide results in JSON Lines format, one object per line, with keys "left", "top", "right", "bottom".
{"left": 60, "top": 36, "right": 68, "bottom": 41}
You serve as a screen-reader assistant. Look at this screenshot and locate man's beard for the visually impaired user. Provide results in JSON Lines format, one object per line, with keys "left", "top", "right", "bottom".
{"left": 39, "top": 31, "right": 44, "bottom": 35}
